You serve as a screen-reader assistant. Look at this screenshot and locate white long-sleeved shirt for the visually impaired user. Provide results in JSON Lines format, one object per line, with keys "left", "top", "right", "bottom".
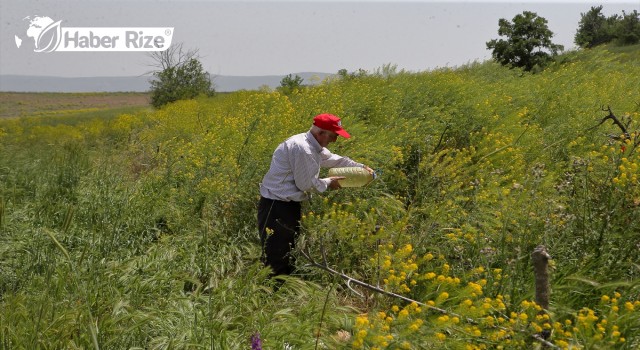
{"left": 259, "top": 131, "right": 363, "bottom": 202}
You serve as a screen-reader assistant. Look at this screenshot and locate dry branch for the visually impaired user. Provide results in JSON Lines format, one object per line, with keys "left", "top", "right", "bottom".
{"left": 299, "top": 243, "right": 560, "bottom": 349}
{"left": 299, "top": 244, "right": 449, "bottom": 316}
{"left": 145, "top": 42, "right": 200, "bottom": 74}
{"left": 588, "top": 106, "right": 630, "bottom": 139}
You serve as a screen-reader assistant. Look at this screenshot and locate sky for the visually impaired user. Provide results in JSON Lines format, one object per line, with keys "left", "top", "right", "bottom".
{"left": 1, "top": 0, "right": 638, "bottom": 78}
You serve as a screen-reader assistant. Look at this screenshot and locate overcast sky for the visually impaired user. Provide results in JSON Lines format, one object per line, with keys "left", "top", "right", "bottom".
{"left": 1, "top": 0, "right": 638, "bottom": 77}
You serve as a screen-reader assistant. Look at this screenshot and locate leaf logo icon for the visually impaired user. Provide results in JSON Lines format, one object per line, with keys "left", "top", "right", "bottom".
{"left": 35, "top": 20, "right": 62, "bottom": 53}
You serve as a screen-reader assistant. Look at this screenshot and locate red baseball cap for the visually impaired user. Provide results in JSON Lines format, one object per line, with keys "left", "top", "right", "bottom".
{"left": 313, "top": 113, "right": 351, "bottom": 138}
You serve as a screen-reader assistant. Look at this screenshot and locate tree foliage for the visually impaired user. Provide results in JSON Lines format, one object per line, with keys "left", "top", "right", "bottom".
{"left": 575, "top": 7, "right": 640, "bottom": 48}
{"left": 337, "top": 68, "right": 369, "bottom": 80}
{"left": 277, "top": 74, "right": 304, "bottom": 95}
{"left": 148, "top": 44, "right": 214, "bottom": 108}
{"left": 574, "top": 6, "right": 615, "bottom": 48}
{"left": 614, "top": 10, "right": 640, "bottom": 46}
{"left": 486, "top": 11, "right": 564, "bottom": 72}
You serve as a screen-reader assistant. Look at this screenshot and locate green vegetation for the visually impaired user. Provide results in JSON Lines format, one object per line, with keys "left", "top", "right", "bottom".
{"left": 1, "top": 45, "right": 639, "bottom": 349}
{"left": 278, "top": 74, "right": 304, "bottom": 95}
{"left": 0, "top": 92, "right": 150, "bottom": 119}
{"left": 150, "top": 57, "right": 214, "bottom": 108}
{"left": 486, "top": 11, "right": 564, "bottom": 72}
{"left": 575, "top": 6, "right": 640, "bottom": 48}
{"left": 148, "top": 44, "right": 215, "bottom": 108}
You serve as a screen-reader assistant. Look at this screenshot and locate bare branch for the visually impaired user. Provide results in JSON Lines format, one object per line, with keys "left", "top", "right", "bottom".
{"left": 432, "top": 121, "right": 451, "bottom": 154}
{"left": 587, "top": 106, "right": 630, "bottom": 139}
{"left": 300, "top": 246, "right": 449, "bottom": 313}
{"left": 532, "top": 334, "right": 561, "bottom": 349}
{"left": 299, "top": 243, "right": 561, "bottom": 349}
{"left": 346, "top": 279, "right": 364, "bottom": 298}
{"left": 144, "top": 42, "right": 200, "bottom": 75}
{"left": 320, "top": 238, "right": 328, "bottom": 265}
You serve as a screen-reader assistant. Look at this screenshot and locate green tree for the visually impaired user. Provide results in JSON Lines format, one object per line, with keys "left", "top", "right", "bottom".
{"left": 613, "top": 10, "right": 640, "bottom": 46}
{"left": 575, "top": 8, "right": 640, "bottom": 48}
{"left": 148, "top": 44, "right": 214, "bottom": 108}
{"left": 575, "top": 6, "right": 615, "bottom": 48}
{"left": 486, "top": 11, "right": 564, "bottom": 72}
{"left": 337, "top": 68, "right": 368, "bottom": 80}
{"left": 277, "top": 74, "right": 304, "bottom": 95}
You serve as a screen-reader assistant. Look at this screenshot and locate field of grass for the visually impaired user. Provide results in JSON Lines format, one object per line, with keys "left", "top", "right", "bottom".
{"left": 0, "top": 92, "right": 150, "bottom": 119}
{"left": 1, "top": 45, "right": 639, "bottom": 349}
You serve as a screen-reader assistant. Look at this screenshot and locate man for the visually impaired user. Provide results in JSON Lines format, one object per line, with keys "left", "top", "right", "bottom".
{"left": 258, "top": 113, "right": 373, "bottom": 275}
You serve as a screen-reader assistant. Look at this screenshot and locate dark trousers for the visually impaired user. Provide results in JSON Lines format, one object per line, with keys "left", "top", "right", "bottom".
{"left": 257, "top": 196, "right": 302, "bottom": 275}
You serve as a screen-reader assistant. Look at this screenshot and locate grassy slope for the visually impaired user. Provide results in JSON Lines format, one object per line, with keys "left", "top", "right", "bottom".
{"left": 0, "top": 45, "right": 639, "bottom": 349}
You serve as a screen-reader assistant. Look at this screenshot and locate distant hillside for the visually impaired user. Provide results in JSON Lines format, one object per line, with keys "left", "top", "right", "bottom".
{"left": 0, "top": 72, "right": 333, "bottom": 93}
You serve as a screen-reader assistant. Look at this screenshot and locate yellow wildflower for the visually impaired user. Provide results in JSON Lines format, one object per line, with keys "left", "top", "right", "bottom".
{"left": 624, "top": 301, "right": 634, "bottom": 311}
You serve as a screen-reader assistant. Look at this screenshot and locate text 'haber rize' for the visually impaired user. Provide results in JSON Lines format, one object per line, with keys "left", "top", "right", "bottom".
{"left": 64, "top": 31, "right": 165, "bottom": 49}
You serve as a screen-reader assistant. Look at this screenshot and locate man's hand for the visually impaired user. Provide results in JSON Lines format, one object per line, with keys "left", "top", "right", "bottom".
{"left": 363, "top": 165, "right": 374, "bottom": 175}
{"left": 328, "top": 176, "right": 346, "bottom": 190}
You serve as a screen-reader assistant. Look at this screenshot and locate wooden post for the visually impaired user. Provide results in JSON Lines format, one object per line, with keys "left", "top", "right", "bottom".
{"left": 532, "top": 245, "right": 551, "bottom": 309}
{"left": 532, "top": 245, "right": 551, "bottom": 343}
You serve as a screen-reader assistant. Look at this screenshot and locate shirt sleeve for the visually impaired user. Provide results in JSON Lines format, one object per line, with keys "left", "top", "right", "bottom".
{"left": 319, "top": 148, "right": 364, "bottom": 168}
{"left": 289, "top": 143, "right": 331, "bottom": 193}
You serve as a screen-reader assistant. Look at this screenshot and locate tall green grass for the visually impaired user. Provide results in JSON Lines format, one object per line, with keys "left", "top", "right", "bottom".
{"left": 1, "top": 45, "right": 639, "bottom": 348}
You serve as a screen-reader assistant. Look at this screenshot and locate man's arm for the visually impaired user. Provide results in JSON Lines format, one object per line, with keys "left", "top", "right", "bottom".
{"left": 320, "top": 148, "right": 375, "bottom": 176}
{"left": 319, "top": 148, "right": 363, "bottom": 168}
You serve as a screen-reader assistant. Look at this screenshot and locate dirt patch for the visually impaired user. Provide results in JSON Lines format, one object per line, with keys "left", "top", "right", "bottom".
{"left": 0, "top": 92, "right": 151, "bottom": 118}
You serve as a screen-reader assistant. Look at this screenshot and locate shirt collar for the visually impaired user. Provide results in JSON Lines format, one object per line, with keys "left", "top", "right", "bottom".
{"left": 306, "top": 130, "right": 323, "bottom": 152}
